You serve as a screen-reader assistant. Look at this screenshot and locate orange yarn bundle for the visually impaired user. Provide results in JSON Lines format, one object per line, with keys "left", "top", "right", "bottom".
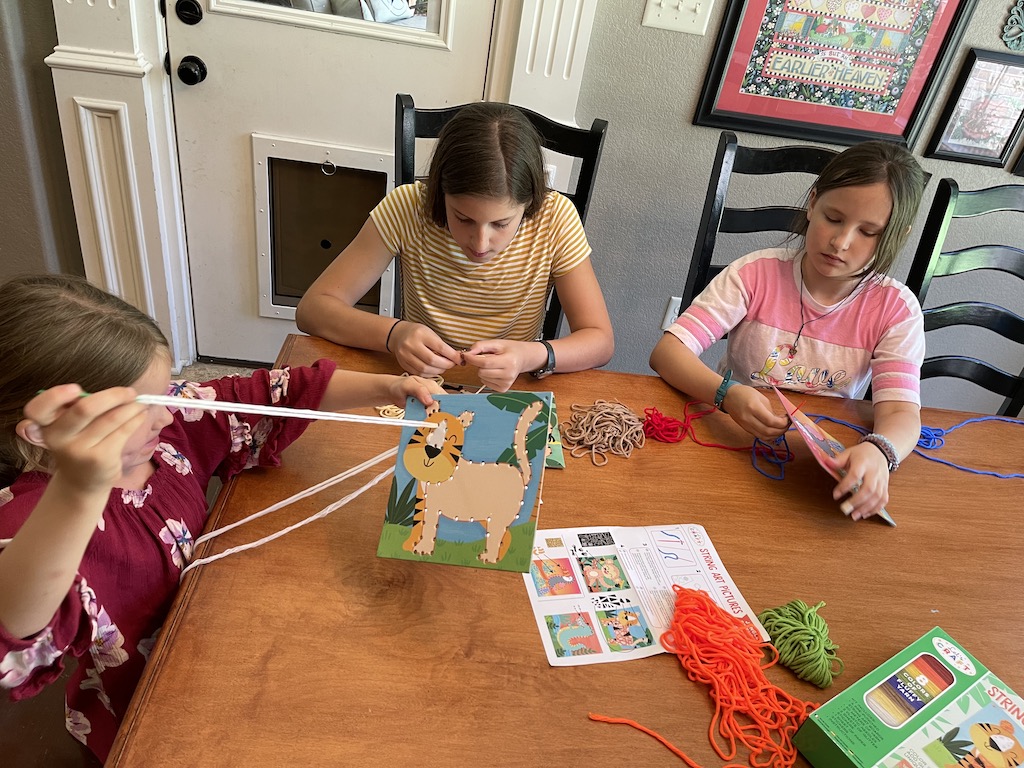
{"left": 589, "top": 586, "right": 818, "bottom": 767}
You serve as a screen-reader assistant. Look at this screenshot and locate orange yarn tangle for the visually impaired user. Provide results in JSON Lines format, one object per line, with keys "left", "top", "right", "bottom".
{"left": 589, "top": 586, "right": 817, "bottom": 768}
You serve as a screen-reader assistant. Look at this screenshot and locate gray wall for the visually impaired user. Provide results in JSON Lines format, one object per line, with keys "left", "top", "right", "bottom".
{"left": 0, "top": 1, "right": 81, "bottom": 280}
{"left": 577, "top": 0, "right": 1024, "bottom": 413}
{"left": 2, "top": 0, "right": 1020, "bottom": 412}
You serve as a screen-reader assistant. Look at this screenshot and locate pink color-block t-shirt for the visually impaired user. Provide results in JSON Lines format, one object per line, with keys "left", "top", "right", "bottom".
{"left": 666, "top": 248, "right": 924, "bottom": 403}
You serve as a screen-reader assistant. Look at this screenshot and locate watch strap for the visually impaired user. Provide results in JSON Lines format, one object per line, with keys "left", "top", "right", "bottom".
{"left": 714, "top": 368, "right": 740, "bottom": 413}
{"left": 531, "top": 339, "right": 556, "bottom": 378}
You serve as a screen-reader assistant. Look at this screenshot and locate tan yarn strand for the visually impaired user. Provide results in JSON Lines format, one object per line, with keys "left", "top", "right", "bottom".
{"left": 561, "top": 399, "right": 646, "bottom": 466}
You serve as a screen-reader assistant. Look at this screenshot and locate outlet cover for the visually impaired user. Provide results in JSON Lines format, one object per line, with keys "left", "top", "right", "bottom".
{"left": 662, "top": 296, "right": 682, "bottom": 331}
{"left": 642, "top": 0, "right": 715, "bottom": 36}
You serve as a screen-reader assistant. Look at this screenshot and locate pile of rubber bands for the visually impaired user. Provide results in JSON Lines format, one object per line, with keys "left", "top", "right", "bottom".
{"left": 561, "top": 399, "right": 646, "bottom": 465}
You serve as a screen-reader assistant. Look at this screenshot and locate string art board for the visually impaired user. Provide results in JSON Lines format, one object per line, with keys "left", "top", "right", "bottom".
{"left": 378, "top": 391, "right": 553, "bottom": 573}
{"left": 773, "top": 387, "right": 896, "bottom": 527}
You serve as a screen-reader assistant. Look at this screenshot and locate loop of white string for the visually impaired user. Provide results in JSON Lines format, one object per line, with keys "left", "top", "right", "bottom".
{"left": 180, "top": 446, "right": 399, "bottom": 580}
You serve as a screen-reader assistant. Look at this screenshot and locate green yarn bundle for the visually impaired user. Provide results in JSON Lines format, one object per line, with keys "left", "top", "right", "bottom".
{"left": 757, "top": 599, "right": 844, "bottom": 689}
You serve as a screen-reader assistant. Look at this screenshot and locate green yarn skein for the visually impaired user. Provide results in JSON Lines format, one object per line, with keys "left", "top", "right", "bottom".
{"left": 757, "top": 599, "right": 844, "bottom": 689}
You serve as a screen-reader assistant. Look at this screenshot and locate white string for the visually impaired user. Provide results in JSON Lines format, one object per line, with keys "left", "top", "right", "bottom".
{"left": 180, "top": 462, "right": 397, "bottom": 580}
{"left": 193, "top": 446, "right": 398, "bottom": 547}
{"left": 136, "top": 394, "right": 435, "bottom": 430}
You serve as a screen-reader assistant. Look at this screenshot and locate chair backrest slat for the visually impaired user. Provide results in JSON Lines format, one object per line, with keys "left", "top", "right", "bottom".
{"left": 907, "top": 177, "right": 1024, "bottom": 416}
{"left": 935, "top": 246, "right": 1024, "bottom": 280}
{"left": 682, "top": 131, "right": 838, "bottom": 310}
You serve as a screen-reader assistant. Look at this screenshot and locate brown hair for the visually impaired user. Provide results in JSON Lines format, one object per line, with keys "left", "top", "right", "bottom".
{"left": 0, "top": 274, "right": 169, "bottom": 485}
{"left": 424, "top": 102, "right": 547, "bottom": 228}
{"left": 790, "top": 140, "right": 926, "bottom": 277}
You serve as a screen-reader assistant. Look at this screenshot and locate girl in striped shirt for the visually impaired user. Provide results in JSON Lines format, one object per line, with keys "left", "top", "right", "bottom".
{"left": 296, "top": 102, "right": 614, "bottom": 392}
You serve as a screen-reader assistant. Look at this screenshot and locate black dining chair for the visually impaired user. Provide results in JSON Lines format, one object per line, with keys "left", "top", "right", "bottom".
{"left": 680, "top": 131, "right": 839, "bottom": 309}
{"left": 905, "top": 178, "right": 1024, "bottom": 417}
{"left": 394, "top": 92, "right": 608, "bottom": 340}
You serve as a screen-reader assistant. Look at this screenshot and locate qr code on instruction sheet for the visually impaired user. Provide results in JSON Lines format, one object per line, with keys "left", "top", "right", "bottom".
{"left": 578, "top": 531, "right": 615, "bottom": 548}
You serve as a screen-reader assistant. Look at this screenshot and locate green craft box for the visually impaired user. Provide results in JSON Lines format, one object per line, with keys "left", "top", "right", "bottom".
{"left": 794, "top": 627, "right": 1023, "bottom": 768}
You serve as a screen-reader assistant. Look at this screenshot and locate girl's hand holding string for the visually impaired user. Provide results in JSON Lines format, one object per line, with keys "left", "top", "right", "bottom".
{"left": 720, "top": 385, "right": 790, "bottom": 440}
{"left": 387, "top": 321, "right": 462, "bottom": 378}
{"left": 462, "top": 339, "right": 540, "bottom": 392}
{"left": 20, "top": 385, "right": 147, "bottom": 493}
{"left": 831, "top": 442, "right": 889, "bottom": 521}
{"left": 385, "top": 374, "right": 444, "bottom": 408}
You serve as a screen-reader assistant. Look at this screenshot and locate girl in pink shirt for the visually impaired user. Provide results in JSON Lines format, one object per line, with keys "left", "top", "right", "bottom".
{"left": 651, "top": 141, "right": 926, "bottom": 523}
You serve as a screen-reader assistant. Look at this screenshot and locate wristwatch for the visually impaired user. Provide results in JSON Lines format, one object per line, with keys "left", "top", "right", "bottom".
{"left": 530, "top": 340, "right": 556, "bottom": 379}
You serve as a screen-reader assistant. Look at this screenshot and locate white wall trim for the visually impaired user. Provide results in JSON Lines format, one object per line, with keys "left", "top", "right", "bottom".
{"left": 45, "top": 45, "right": 151, "bottom": 77}
{"left": 73, "top": 96, "right": 154, "bottom": 316}
{"left": 48, "top": 0, "right": 195, "bottom": 371}
{"left": 507, "top": 0, "right": 597, "bottom": 127}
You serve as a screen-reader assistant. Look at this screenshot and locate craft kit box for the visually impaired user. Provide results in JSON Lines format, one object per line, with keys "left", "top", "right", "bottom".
{"left": 794, "top": 627, "right": 1024, "bottom": 768}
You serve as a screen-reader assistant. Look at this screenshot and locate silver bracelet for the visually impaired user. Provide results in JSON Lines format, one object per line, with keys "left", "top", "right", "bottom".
{"left": 860, "top": 432, "right": 899, "bottom": 472}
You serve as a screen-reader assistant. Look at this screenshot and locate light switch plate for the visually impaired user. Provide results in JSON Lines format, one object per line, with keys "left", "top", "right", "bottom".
{"left": 642, "top": 0, "right": 715, "bottom": 36}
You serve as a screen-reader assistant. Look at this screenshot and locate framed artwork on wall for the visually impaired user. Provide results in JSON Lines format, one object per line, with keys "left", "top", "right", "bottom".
{"left": 925, "top": 48, "right": 1024, "bottom": 167}
{"left": 694, "top": 0, "right": 978, "bottom": 147}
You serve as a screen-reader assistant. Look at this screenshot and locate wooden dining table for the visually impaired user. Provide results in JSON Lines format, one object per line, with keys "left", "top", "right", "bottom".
{"left": 108, "top": 335, "right": 1024, "bottom": 767}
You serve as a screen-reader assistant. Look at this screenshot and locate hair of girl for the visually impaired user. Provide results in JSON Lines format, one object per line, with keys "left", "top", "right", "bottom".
{"left": 424, "top": 102, "right": 547, "bottom": 228}
{"left": 788, "top": 140, "right": 926, "bottom": 278}
{"left": 0, "top": 274, "right": 169, "bottom": 485}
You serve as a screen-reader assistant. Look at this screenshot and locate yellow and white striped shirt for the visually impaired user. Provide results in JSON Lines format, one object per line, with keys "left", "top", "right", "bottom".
{"left": 370, "top": 182, "right": 591, "bottom": 348}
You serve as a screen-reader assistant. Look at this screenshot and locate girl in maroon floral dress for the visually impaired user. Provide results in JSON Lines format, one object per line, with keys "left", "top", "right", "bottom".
{"left": 0, "top": 274, "right": 440, "bottom": 762}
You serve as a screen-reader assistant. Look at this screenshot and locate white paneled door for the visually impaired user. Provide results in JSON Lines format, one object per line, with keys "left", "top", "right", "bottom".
{"left": 165, "top": 0, "right": 494, "bottom": 362}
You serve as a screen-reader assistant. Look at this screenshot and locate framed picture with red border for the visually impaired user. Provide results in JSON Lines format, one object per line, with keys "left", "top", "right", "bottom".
{"left": 694, "top": 0, "right": 978, "bottom": 147}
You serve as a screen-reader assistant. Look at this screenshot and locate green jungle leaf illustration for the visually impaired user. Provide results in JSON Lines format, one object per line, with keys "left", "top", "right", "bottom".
{"left": 385, "top": 478, "right": 418, "bottom": 526}
{"left": 937, "top": 727, "right": 972, "bottom": 757}
{"left": 486, "top": 392, "right": 550, "bottom": 425}
{"left": 525, "top": 424, "right": 547, "bottom": 460}
{"left": 496, "top": 424, "right": 549, "bottom": 467}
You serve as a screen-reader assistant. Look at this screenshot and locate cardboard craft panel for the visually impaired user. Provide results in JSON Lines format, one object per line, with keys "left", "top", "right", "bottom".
{"left": 378, "top": 391, "right": 553, "bottom": 573}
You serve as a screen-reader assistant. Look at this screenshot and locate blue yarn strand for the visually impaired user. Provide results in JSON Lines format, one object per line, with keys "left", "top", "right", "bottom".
{"left": 749, "top": 413, "right": 1023, "bottom": 480}
{"left": 810, "top": 413, "right": 1024, "bottom": 480}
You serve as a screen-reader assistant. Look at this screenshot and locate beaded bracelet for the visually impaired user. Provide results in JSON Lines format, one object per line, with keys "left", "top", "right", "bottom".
{"left": 860, "top": 432, "right": 900, "bottom": 472}
{"left": 384, "top": 319, "right": 402, "bottom": 352}
{"left": 714, "top": 369, "right": 741, "bottom": 414}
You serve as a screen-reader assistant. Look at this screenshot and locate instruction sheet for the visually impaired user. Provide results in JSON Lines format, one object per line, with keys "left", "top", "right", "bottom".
{"left": 523, "top": 524, "right": 767, "bottom": 666}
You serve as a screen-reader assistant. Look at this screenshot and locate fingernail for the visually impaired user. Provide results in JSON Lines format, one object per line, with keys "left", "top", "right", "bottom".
{"left": 840, "top": 501, "right": 853, "bottom": 515}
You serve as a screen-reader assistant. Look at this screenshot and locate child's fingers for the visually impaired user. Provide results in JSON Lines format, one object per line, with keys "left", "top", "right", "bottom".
{"left": 22, "top": 384, "right": 87, "bottom": 424}
{"left": 465, "top": 340, "right": 502, "bottom": 357}
{"left": 25, "top": 387, "right": 138, "bottom": 433}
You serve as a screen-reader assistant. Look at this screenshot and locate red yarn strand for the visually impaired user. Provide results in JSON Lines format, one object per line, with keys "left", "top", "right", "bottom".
{"left": 643, "top": 403, "right": 791, "bottom": 464}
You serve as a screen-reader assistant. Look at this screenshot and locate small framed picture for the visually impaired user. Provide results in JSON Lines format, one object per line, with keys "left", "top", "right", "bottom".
{"left": 925, "top": 48, "right": 1024, "bottom": 167}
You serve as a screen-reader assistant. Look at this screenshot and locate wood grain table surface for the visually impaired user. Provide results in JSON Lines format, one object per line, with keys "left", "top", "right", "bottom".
{"left": 108, "top": 335, "right": 1024, "bottom": 767}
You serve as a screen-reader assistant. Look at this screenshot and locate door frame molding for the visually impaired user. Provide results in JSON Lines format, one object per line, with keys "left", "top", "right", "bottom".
{"left": 47, "top": 0, "right": 598, "bottom": 369}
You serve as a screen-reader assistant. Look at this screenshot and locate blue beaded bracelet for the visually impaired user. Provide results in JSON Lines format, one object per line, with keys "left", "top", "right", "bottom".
{"left": 714, "top": 369, "right": 740, "bottom": 414}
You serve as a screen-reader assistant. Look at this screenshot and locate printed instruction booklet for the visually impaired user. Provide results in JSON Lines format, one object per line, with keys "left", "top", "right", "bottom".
{"left": 523, "top": 524, "right": 767, "bottom": 666}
